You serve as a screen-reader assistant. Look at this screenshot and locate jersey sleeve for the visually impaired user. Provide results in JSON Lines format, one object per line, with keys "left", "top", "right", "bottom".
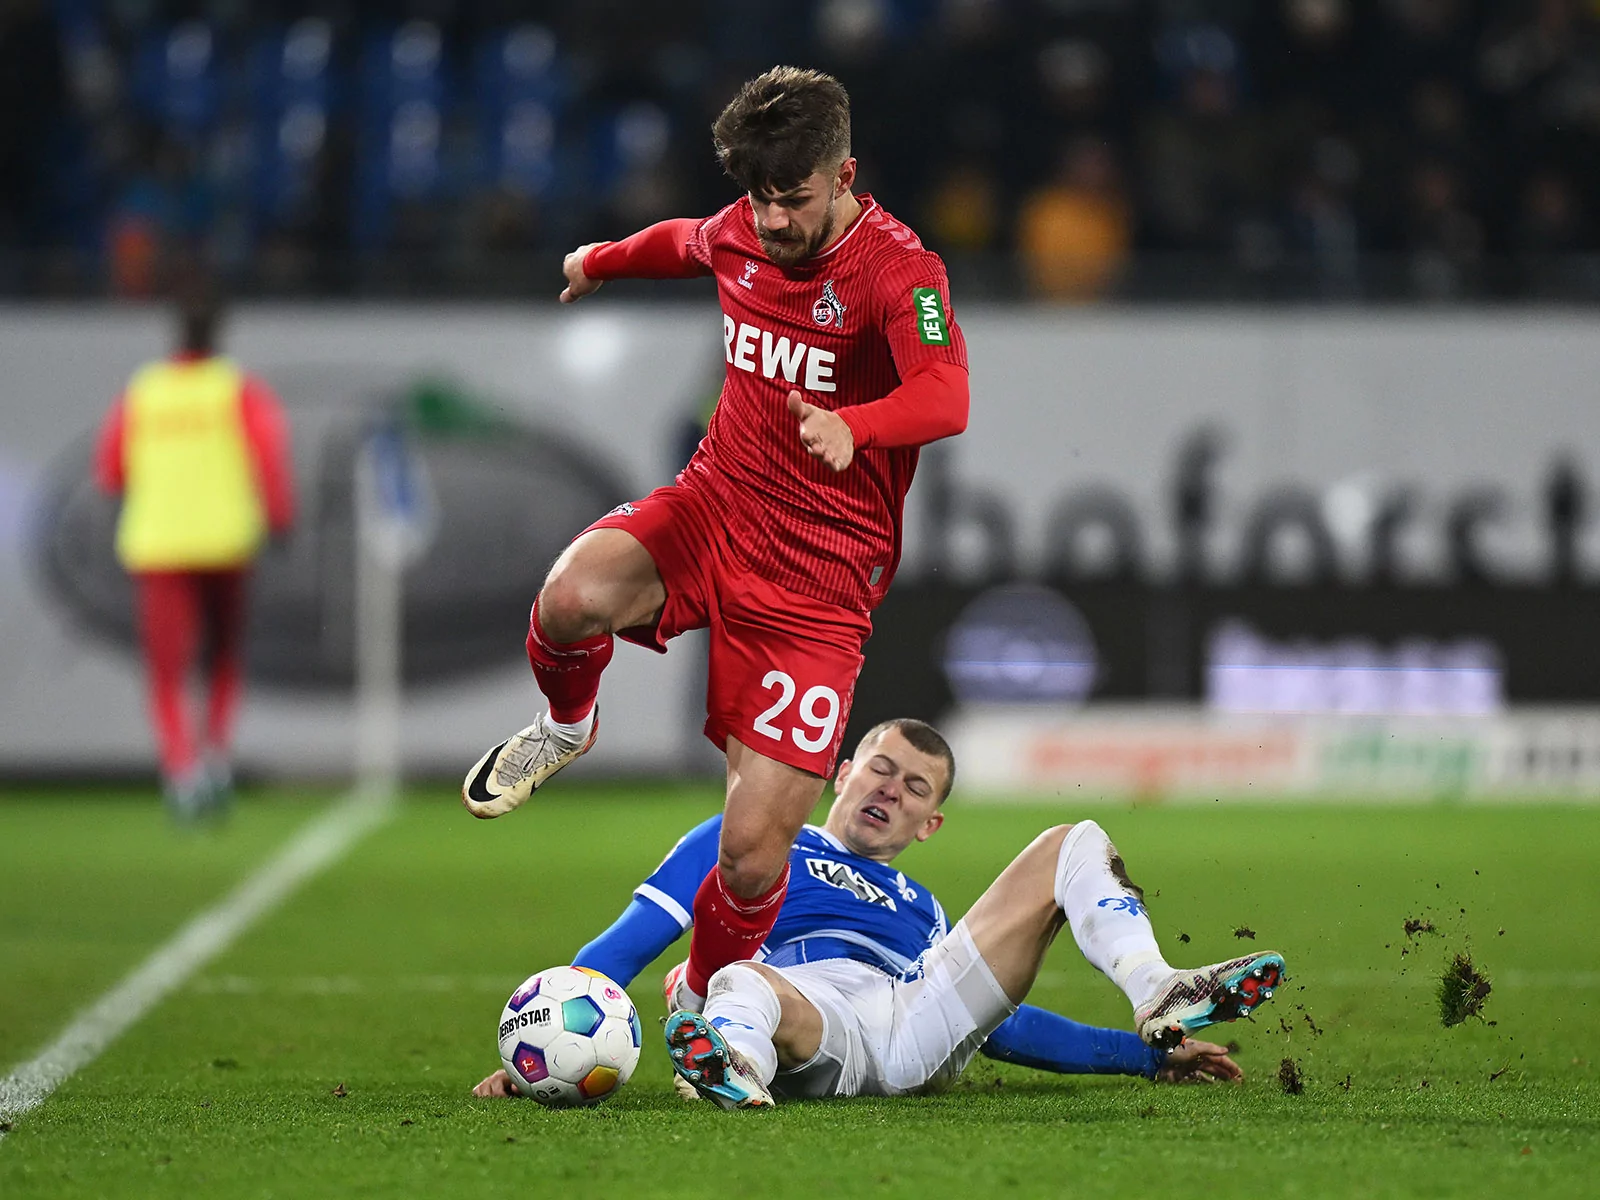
{"left": 836, "top": 358, "right": 968, "bottom": 450}
{"left": 633, "top": 814, "right": 723, "bottom": 930}
{"left": 582, "top": 217, "right": 715, "bottom": 280}
{"left": 239, "top": 374, "right": 296, "bottom": 533}
{"left": 873, "top": 248, "right": 968, "bottom": 379}
{"left": 571, "top": 896, "right": 686, "bottom": 989}
{"left": 93, "top": 396, "right": 127, "bottom": 495}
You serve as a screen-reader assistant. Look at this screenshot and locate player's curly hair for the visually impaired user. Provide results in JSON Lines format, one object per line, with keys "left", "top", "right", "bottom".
{"left": 858, "top": 719, "right": 956, "bottom": 803}
{"left": 712, "top": 66, "right": 852, "bottom": 196}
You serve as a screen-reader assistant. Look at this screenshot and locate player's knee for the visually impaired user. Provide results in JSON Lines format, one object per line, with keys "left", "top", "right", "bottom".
{"left": 707, "top": 961, "right": 778, "bottom": 1002}
{"left": 712, "top": 963, "right": 817, "bottom": 1067}
{"left": 536, "top": 566, "right": 605, "bottom": 642}
{"left": 1030, "top": 823, "right": 1075, "bottom": 865}
{"left": 717, "top": 846, "right": 787, "bottom": 898}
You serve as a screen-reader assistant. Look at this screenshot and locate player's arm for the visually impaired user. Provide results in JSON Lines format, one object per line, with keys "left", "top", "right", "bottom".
{"left": 93, "top": 395, "right": 128, "bottom": 496}
{"left": 561, "top": 218, "right": 714, "bottom": 303}
{"left": 569, "top": 814, "right": 723, "bottom": 987}
{"left": 982, "top": 1006, "right": 1241, "bottom": 1083}
{"left": 789, "top": 254, "right": 969, "bottom": 472}
{"left": 789, "top": 358, "right": 967, "bottom": 472}
{"left": 240, "top": 375, "right": 296, "bottom": 534}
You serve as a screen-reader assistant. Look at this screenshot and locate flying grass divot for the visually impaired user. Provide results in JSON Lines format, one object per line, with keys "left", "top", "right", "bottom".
{"left": 1438, "top": 951, "right": 1492, "bottom": 1027}
{"left": 1277, "top": 1058, "right": 1304, "bottom": 1095}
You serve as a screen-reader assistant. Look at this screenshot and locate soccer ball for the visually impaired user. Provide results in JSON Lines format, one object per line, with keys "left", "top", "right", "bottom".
{"left": 497, "top": 965, "right": 642, "bottom": 1107}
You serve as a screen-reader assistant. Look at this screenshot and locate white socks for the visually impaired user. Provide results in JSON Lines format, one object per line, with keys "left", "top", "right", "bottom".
{"left": 542, "top": 707, "right": 595, "bottom": 750}
{"left": 1055, "top": 820, "right": 1173, "bottom": 1012}
{"left": 702, "top": 964, "right": 781, "bottom": 1086}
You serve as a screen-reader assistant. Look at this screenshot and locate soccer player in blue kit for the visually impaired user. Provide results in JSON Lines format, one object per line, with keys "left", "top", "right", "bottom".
{"left": 474, "top": 719, "right": 1286, "bottom": 1107}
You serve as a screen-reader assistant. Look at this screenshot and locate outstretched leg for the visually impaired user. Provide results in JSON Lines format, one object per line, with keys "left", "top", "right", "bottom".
{"left": 960, "top": 821, "right": 1285, "bottom": 1047}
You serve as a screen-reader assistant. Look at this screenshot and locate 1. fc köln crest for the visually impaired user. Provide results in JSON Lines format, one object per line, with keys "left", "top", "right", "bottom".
{"left": 812, "top": 280, "right": 847, "bottom": 328}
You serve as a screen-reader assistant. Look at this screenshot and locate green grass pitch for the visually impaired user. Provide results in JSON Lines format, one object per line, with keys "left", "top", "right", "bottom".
{"left": 2, "top": 784, "right": 1598, "bottom": 1198}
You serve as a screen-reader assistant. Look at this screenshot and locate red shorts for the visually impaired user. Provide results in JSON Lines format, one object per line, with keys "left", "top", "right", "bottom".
{"left": 585, "top": 485, "right": 872, "bottom": 777}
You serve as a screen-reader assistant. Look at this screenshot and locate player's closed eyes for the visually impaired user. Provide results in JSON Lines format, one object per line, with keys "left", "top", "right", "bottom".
{"left": 870, "top": 757, "right": 930, "bottom": 797}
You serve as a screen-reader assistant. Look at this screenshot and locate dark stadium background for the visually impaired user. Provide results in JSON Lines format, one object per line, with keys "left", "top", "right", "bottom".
{"left": 3, "top": 0, "right": 1597, "bottom": 302}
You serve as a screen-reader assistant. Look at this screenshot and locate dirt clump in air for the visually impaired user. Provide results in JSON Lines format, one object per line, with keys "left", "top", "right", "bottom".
{"left": 1438, "top": 951, "right": 1492, "bottom": 1027}
{"left": 1278, "top": 1058, "right": 1304, "bottom": 1095}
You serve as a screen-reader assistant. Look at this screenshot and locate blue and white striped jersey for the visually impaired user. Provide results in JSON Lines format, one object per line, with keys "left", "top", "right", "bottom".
{"left": 635, "top": 815, "right": 949, "bottom": 975}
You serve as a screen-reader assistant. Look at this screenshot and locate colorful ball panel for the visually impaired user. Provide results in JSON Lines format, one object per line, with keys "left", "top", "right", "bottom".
{"left": 561, "top": 994, "right": 605, "bottom": 1038}
{"left": 510, "top": 1042, "right": 547, "bottom": 1086}
{"left": 577, "top": 1065, "right": 620, "bottom": 1101}
{"left": 505, "top": 974, "right": 542, "bottom": 1012}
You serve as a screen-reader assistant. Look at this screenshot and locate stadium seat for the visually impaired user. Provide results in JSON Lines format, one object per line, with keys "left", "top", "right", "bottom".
{"left": 354, "top": 21, "right": 452, "bottom": 249}
{"left": 131, "top": 22, "right": 222, "bottom": 139}
{"left": 474, "top": 24, "right": 565, "bottom": 198}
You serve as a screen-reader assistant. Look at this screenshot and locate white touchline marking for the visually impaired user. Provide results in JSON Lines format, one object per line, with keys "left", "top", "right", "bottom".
{"left": 0, "top": 786, "right": 396, "bottom": 1142}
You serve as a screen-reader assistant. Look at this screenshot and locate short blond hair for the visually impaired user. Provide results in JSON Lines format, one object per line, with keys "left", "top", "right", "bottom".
{"left": 856, "top": 719, "right": 955, "bottom": 803}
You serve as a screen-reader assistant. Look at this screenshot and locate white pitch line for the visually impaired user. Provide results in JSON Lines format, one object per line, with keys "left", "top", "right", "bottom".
{"left": 0, "top": 785, "right": 396, "bottom": 1142}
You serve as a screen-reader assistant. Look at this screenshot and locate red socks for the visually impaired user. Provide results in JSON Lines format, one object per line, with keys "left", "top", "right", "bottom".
{"left": 524, "top": 596, "right": 613, "bottom": 723}
{"left": 685, "top": 863, "right": 791, "bottom": 996}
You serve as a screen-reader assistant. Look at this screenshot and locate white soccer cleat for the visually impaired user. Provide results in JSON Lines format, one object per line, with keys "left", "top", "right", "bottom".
{"left": 1135, "top": 952, "right": 1287, "bottom": 1049}
{"left": 461, "top": 709, "right": 599, "bottom": 819}
{"left": 664, "top": 1011, "right": 775, "bottom": 1110}
{"left": 661, "top": 960, "right": 705, "bottom": 1016}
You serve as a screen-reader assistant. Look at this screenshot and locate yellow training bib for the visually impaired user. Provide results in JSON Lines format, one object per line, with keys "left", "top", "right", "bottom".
{"left": 114, "top": 357, "right": 266, "bottom": 570}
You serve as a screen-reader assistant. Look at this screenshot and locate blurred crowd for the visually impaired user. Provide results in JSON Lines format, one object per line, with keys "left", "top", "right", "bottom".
{"left": 2, "top": 0, "right": 1599, "bottom": 301}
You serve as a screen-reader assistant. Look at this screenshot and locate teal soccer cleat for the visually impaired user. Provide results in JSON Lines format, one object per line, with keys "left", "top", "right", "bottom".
{"left": 1135, "top": 952, "right": 1288, "bottom": 1049}
{"left": 664, "top": 1011, "right": 775, "bottom": 1110}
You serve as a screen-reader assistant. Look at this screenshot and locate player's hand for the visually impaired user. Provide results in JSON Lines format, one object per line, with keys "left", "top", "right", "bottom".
{"left": 1154, "top": 1038, "right": 1243, "bottom": 1084}
{"left": 560, "top": 243, "right": 607, "bottom": 303}
{"left": 787, "top": 389, "right": 854, "bottom": 472}
{"left": 472, "top": 1069, "right": 520, "bottom": 1098}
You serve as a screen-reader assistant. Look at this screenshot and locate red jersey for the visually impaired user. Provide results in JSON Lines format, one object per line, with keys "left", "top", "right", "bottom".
{"left": 586, "top": 194, "right": 968, "bottom": 611}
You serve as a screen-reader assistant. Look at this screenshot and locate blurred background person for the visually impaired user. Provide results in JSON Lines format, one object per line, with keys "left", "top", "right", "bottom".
{"left": 92, "top": 282, "right": 295, "bottom": 819}
{"left": 1016, "top": 135, "right": 1132, "bottom": 302}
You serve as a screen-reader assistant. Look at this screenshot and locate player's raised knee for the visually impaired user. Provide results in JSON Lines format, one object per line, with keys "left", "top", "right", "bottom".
{"left": 1028, "top": 823, "right": 1076, "bottom": 862}
{"left": 536, "top": 567, "right": 607, "bottom": 641}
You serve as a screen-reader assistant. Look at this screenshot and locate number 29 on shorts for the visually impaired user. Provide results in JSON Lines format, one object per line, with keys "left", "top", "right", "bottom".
{"left": 752, "top": 670, "right": 841, "bottom": 753}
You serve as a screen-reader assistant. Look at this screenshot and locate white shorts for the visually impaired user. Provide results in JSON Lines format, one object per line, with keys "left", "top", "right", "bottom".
{"left": 770, "top": 920, "right": 1017, "bottom": 1099}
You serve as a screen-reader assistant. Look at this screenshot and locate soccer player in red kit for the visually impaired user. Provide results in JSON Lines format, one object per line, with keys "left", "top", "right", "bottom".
{"left": 463, "top": 65, "right": 969, "bottom": 1011}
